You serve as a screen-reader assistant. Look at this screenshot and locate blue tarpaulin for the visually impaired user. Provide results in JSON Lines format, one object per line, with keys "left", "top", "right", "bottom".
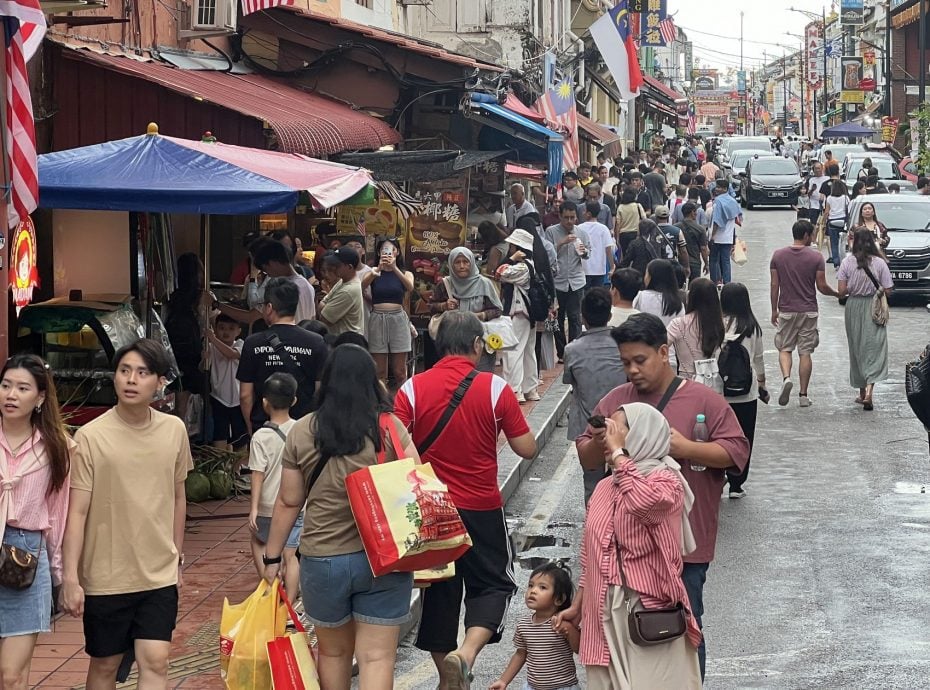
{"left": 38, "top": 132, "right": 373, "bottom": 214}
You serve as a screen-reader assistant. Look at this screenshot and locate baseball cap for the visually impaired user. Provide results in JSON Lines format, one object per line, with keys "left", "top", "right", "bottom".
{"left": 653, "top": 205, "right": 670, "bottom": 219}
{"left": 333, "top": 246, "right": 360, "bottom": 267}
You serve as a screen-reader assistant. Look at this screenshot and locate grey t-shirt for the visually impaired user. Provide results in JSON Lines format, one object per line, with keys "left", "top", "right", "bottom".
{"left": 562, "top": 327, "right": 626, "bottom": 440}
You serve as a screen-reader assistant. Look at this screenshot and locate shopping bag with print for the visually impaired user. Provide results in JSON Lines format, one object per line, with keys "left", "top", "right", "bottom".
{"left": 267, "top": 584, "right": 320, "bottom": 690}
{"left": 414, "top": 562, "right": 456, "bottom": 587}
{"left": 346, "top": 415, "right": 472, "bottom": 577}
{"left": 220, "top": 579, "right": 286, "bottom": 690}
{"left": 733, "top": 238, "right": 748, "bottom": 266}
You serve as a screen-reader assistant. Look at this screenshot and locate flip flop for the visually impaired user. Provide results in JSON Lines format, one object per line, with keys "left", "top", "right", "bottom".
{"left": 442, "top": 651, "right": 473, "bottom": 690}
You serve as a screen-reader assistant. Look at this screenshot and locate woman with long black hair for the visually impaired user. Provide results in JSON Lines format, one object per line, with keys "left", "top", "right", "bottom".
{"left": 632, "top": 259, "right": 684, "bottom": 327}
{"left": 164, "top": 252, "right": 210, "bottom": 419}
{"left": 262, "top": 345, "right": 421, "bottom": 690}
{"left": 0, "top": 354, "right": 73, "bottom": 688}
{"left": 666, "top": 278, "right": 725, "bottom": 387}
{"left": 719, "top": 283, "right": 767, "bottom": 498}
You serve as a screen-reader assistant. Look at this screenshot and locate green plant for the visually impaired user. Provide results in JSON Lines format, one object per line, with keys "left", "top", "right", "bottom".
{"left": 908, "top": 102, "right": 930, "bottom": 175}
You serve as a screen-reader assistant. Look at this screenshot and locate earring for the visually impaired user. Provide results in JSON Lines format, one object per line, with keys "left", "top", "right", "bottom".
{"left": 34, "top": 403, "right": 42, "bottom": 414}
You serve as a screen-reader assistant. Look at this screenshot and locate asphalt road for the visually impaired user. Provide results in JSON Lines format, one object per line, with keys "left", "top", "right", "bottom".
{"left": 388, "top": 206, "right": 930, "bottom": 689}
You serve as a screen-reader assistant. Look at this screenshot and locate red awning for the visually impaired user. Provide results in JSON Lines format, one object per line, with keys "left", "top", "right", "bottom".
{"left": 505, "top": 163, "right": 546, "bottom": 179}
{"left": 62, "top": 48, "right": 402, "bottom": 157}
{"left": 576, "top": 114, "right": 623, "bottom": 158}
{"left": 503, "top": 93, "right": 546, "bottom": 124}
{"left": 642, "top": 75, "right": 686, "bottom": 103}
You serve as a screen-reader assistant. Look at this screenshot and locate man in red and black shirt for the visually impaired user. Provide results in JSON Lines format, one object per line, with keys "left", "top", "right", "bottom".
{"left": 395, "top": 310, "right": 536, "bottom": 689}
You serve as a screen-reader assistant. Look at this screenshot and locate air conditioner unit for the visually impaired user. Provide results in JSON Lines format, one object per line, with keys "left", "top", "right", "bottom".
{"left": 191, "top": 0, "right": 236, "bottom": 32}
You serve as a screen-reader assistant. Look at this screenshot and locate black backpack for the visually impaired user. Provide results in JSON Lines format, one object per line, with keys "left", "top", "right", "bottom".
{"left": 718, "top": 333, "right": 753, "bottom": 398}
{"left": 525, "top": 262, "right": 551, "bottom": 323}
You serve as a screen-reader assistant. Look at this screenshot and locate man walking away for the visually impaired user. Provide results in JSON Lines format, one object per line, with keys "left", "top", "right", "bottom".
{"left": 678, "top": 201, "right": 710, "bottom": 283}
{"left": 607, "top": 268, "right": 642, "bottom": 327}
{"left": 709, "top": 181, "right": 742, "bottom": 285}
{"left": 644, "top": 161, "right": 668, "bottom": 210}
{"left": 769, "top": 219, "right": 839, "bottom": 408}
{"left": 395, "top": 311, "right": 537, "bottom": 690}
{"left": 563, "top": 287, "right": 626, "bottom": 504}
{"left": 61, "top": 339, "right": 193, "bottom": 689}
{"left": 654, "top": 205, "right": 691, "bottom": 281}
{"left": 545, "top": 204, "right": 591, "bottom": 358}
{"left": 576, "top": 314, "right": 749, "bottom": 680}
{"left": 578, "top": 200, "right": 616, "bottom": 289}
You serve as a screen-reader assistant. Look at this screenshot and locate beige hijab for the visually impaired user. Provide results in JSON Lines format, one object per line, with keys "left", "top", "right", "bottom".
{"left": 618, "top": 402, "right": 697, "bottom": 556}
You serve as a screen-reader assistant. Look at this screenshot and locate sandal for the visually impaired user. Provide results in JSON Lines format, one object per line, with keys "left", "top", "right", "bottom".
{"left": 442, "top": 652, "right": 474, "bottom": 690}
{"left": 863, "top": 398, "right": 874, "bottom": 411}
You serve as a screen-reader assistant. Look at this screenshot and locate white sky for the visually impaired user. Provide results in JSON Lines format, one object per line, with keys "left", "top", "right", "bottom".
{"left": 671, "top": 0, "right": 832, "bottom": 72}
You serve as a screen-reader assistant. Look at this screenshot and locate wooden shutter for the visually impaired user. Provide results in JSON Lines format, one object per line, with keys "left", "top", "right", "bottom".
{"left": 427, "top": 0, "right": 456, "bottom": 31}
{"left": 456, "top": 0, "right": 487, "bottom": 33}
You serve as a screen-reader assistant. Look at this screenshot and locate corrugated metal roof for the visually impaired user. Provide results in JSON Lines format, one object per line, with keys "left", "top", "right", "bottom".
{"left": 62, "top": 48, "right": 402, "bottom": 157}
{"left": 274, "top": 6, "right": 504, "bottom": 73}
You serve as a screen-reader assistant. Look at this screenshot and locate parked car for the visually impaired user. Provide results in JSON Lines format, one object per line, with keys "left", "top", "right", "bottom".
{"left": 846, "top": 194, "right": 930, "bottom": 294}
{"left": 841, "top": 153, "right": 916, "bottom": 193}
{"left": 739, "top": 156, "right": 802, "bottom": 209}
{"left": 723, "top": 149, "right": 774, "bottom": 186}
{"left": 899, "top": 157, "right": 918, "bottom": 184}
{"left": 717, "top": 136, "right": 773, "bottom": 165}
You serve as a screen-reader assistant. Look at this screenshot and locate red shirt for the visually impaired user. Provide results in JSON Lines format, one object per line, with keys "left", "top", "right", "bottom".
{"left": 577, "top": 380, "right": 749, "bottom": 563}
{"left": 579, "top": 461, "right": 702, "bottom": 666}
{"left": 394, "top": 356, "right": 530, "bottom": 511}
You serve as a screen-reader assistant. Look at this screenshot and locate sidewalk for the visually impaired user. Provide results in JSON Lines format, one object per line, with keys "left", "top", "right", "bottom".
{"left": 31, "top": 366, "right": 571, "bottom": 689}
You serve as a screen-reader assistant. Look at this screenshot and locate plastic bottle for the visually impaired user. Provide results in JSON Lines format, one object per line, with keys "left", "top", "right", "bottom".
{"left": 691, "top": 414, "right": 708, "bottom": 472}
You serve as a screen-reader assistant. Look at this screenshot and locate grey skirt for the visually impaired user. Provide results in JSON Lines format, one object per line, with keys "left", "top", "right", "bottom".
{"left": 368, "top": 309, "right": 412, "bottom": 354}
{"left": 844, "top": 294, "right": 888, "bottom": 388}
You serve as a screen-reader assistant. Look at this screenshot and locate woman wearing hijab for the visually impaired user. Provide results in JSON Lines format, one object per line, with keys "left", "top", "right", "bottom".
{"left": 430, "top": 247, "right": 502, "bottom": 371}
{"left": 554, "top": 402, "right": 702, "bottom": 689}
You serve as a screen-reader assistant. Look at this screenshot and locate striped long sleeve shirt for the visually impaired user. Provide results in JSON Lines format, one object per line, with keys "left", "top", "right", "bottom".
{"left": 578, "top": 457, "right": 702, "bottom": 666}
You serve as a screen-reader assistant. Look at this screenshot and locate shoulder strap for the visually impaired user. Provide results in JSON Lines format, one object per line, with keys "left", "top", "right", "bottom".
{"left": 261, "top": 421, "right": 287, "bottom": 444}
{"left": 376, "top": 413, "right": 408, "bottom": 465}
{"left": 862, "top": 262, "right": 881, "bottom": 290}
{"left": 655, "top": 377, "right": 682, "bottom": 413}
{"left": 265, "top": 331, "right": 312, "bottom": 390}
{"left": 416, "top": 369, "right": 479, "bottom": 455}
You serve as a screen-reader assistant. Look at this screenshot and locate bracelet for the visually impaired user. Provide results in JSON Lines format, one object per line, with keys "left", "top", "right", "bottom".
{"left": 262, "top": 553, "right": 282, "bottom": 565}
{"left": 178, "top": 554, "right": 185, "bottom": 566}
{"left": 610, "top": 448, "right": 629, "bottom": 461}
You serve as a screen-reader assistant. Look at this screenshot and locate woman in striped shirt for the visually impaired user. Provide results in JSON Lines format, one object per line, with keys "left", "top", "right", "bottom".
{"left": 0, "top": 354, "right": 74, "bottom": 689}
{"left": 554, "top": 402, "right": 702, "bottom": 689}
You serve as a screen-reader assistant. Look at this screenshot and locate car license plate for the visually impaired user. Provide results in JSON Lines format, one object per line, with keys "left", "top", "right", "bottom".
{"left": 891, "top": 271, "right": 916, "bottom": 281}
{"left": 768, "top": 191, "right": 787, "bottom": 197}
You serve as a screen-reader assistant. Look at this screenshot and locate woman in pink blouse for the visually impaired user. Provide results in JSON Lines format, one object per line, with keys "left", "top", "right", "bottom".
{"left": 0, "top": 354, "right": 73, "bottom": 688}
{"left": 554, "top": 402, "right": 701, "bottom": 689}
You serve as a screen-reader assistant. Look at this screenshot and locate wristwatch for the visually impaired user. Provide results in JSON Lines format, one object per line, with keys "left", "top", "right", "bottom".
{"left": 262, "top": 553, "right": 282, "bottom": 566}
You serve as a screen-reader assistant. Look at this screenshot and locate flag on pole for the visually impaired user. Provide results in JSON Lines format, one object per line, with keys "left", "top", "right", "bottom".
{"left": 534, "top": 77, "right": 579, "bottom": 172}
{"left": 241, "top": 0, "right": 293, "bottom": 17}
{"left": 687, "top": 104, "right": 697, "bottom": 135}
{"left": 659, "top": 17, "right": 677, "bottom": 45}
{"left": 1, "top": 0, "right": 44, "bottom": 230}
{"left": 590, "top": 0, "right": 644, "bottom": 101}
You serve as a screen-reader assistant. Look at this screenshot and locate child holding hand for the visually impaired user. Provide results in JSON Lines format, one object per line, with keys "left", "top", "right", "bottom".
{"left": 490, "top": 563, "right": 580, "bottom": 690}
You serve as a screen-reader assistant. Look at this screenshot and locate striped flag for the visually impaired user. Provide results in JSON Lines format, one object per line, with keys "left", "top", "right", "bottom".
{"left": 534, "top": 77, "right": 579, "bottom": 172}
{"left": 240, "top": 0, "right": 293, "bottom": 17}
{"left": 590, "top": 0, "right": 643, "bottom": 101}
{"left": 687, "top": 104, "right": 697, "bottom": 135}
{"left": 1, "top": 0, "right": 44, "bottom": 230}
{"left": 659, "top": 17, "right": 677, "bottom": 45}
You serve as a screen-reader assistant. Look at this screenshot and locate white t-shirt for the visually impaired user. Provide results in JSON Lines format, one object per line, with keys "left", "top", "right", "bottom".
{"left": 578, "top": 221, "right": 616, "bottom": 276}
{"left": 826, "top": 194, "right": 849, "bottom": 222}
{"left": 209, "top": 338, "right": 243, "bottom": 408}
{"left": 608, "top": 306, "right": 639, "bottom": 328}
{"left": 807, "top": 175, "right": 829, "bottom": 210}
{"left": 712, "top": 217, "right": 738, "bottom": 244}
{"left": 288, "top": 274, "right": 316, "bottom": 322}
{"left": 248, "top": 418, "right": 297, "bottom": 516}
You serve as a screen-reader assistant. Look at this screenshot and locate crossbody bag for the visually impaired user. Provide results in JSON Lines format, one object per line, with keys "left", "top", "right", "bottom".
{"left": 264, "top": 330, "right": 314, "bottom": 392}
{"left": 0, "top": 535, "right": 42, "bottom": 590}
{"left": 862, "top": 263, "right": 890, "bottom": 327}
{"left": 416, "top": 370, "right": 479, "bottom": 455}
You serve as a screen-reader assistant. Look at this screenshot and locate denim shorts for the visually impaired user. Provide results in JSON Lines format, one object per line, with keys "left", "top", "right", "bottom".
{"left": 255, "top": 513, "right": 304, "bottom": 550}
{"left": 0, "top": 527, "right": 51, "bottom": 637}
{"left": 299, "top": 550, "right": 413, "bottom": 628}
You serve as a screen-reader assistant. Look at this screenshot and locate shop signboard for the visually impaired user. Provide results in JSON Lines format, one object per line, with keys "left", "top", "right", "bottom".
{"left": 336, "top": 200, "right": 400, "bottom": 254}
{"left": 737, "top": 70, "right": 746, "bottom": 94}
{"left": 684, "top": 42, "right": 693, "bottom": 81}
{"left": 406, "top": 174, "right": 469, "bottom": 324}
{"left": 806, "top": 23, "right": 822, "bottom": 85}
{"left": 640, "top": 0, "right": 667, "bottom": 47}
{"left": 10, "top": 216, "right": 38, "bottom": 315}
{"left": 630, "top": 0, "right": 644, "bottom": 10}
{"left": 841, "top": 56, "right": 864, "bottom": 91}
{"left": 881, "top": 116, "right": 900, "bottom": 143}
{"left": 840, "top": 0, "right": 864, "bottom": 25}
{"left": 692, "top": 68, "right": 718, "bottom": 91}
{"left": 839, "top": 90, "right": 865, "bottom": 104}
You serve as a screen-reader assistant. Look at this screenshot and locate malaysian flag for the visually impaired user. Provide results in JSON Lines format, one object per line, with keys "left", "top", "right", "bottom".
{"left": 534, "top": 76, "right": 579, "bottom": 172}
{"left": 1, "top": 0, "right": 44, "bottom": 230}
{"left": 687, "top": 104, "right": 697, "bottom": 135}
{"left": 240, "top": 0, "right": 293, "bottom": 17}
{"left": 659, "top": 17, "right": 677, "bottom": 45}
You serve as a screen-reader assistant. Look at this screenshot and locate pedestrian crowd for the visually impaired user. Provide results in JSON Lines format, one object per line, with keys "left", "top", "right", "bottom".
{"left": 0, "top": 136, "right": 898, "bottom": 690}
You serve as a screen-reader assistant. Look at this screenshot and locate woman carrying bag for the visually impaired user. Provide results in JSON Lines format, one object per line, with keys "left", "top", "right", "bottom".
{"left": 666, "top": 278, "right": 725, "bottom": 391}
{"left": 837, "top": 229, "right": 894, "bottom": 412}
{"left": 824, "top": 180, "right": 850, "bottom": 268}
{"left": 847, "top": 202, "right": 889, "bottom": 253}
{"left": 554, "top": 402, "right": 702, "bottom": 689}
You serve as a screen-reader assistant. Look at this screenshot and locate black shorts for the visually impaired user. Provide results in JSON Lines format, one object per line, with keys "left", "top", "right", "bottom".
{"left": 84, "top": 585, "right": 179, "bottom": 658}
{"left": 415, "top": 508, "right": 517, "bottom": 654}
{"left": 210, "top": 397, "right": 248, "bottom": 449}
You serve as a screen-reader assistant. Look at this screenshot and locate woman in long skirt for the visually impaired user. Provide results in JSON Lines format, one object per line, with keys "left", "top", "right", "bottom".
{"left": 836, "top": 228, "right": 894, "bottom": 411}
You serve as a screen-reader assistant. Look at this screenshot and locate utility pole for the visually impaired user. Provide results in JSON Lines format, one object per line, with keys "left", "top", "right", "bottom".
{"left": 823, "top": 8, "right": 829, "bottom": 127}
{"left": 800, "top": 49, "right": 806, "bottom": 137}
{"left": 783, "top": 50, "right": 789, "bottom": 134}
{"left": 740, "top": 10, "right": 745, "bottom": 135}
{"left": 920, "top": 0, "right": 927, "bottom": 104}
{"left": 884, "top": 0, "right": 892, "bottom": 116}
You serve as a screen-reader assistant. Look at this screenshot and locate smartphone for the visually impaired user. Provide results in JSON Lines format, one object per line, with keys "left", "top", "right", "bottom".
{"left": 587, "top": 414, "right": 606, "bottom": 429}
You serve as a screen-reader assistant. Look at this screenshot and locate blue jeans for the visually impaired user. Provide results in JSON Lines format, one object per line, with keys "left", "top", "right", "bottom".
{"left": 827, "top": 221, "right": 844, "bottom": 266}
{"left": 709, "top": 242, "right": 732, "bottom": 284}
{"left": 682, "top": 562, "right": 709, "bottom": 681}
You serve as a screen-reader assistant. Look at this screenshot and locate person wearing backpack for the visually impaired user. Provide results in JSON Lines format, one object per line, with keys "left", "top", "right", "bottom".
{"left": 719, "top": 283, "right": 768, "bottom": 499}
{"left": 666, "top": 278, "right": 725, "bottom": 392}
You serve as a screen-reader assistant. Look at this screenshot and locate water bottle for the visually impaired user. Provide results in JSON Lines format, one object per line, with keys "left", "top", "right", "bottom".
{"left": 690, "top": 414, "right": 708, "bottom": 472}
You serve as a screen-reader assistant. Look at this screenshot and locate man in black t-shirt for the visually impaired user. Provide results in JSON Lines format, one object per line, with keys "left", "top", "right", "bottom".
{"left": 237, "top": 277, "right": 328, "bottom": 434}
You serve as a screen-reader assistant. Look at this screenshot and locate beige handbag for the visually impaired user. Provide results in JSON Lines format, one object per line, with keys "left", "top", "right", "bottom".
{"left": 862, "top": 264, "right": 889, "bottom": 327}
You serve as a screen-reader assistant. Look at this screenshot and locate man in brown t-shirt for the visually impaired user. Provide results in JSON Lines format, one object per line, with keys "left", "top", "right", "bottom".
{"left": 576, "top": 313, "right": 750, "bottom": 680}
{"left": 769, "top": 219, "right": 839, "bottom": 407}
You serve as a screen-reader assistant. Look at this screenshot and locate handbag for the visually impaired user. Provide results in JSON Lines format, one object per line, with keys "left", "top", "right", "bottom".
{"left": 616, "top": 536, "right": 686, "bottom": 647}
{"left": 482, "top": 316, "right": 518, "bottom": 349}
{"left": 428, "top": 278, "right": 453, "bottom": 340}
{"left": 267, "top": 584, "right": 320, "bottom": 690}
{"left": 681, "top": 330, "right": 723, "bottom": 394}
{"left": 862, "top": 263, "right": 890, "bottom": 327}
{"left": 732, "top": 238, "right": 748, "bottom": 266}
{"left": 0, "top": 539, "right": 40, "bottom": 590}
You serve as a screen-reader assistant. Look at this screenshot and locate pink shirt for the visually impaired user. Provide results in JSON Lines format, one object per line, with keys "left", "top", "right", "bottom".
{"left": 578, "top": 461, "right": 702, "bottom": 666}
{"left": 0, "top": 430, "right": 72, "bottom": 584}
{"left": 577, "top": 380, "right": 750, "bottom": 564}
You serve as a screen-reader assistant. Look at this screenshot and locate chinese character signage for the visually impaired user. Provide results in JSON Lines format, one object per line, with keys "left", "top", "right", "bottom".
{"left": 842, "top": 56, "right": 864, "bottom": 91}
{"left": 840, "top": 0, "right": 864, "bottom": 25}
{"left": 640, "top": 0, "right": 667, "bottom": 47}
{"left": 806, "top": 23, "right": 822, "bottom": 86}
{"left": 10, "top": 217, "right": 38, "bottom": 315}
{"left": 684, "top": 42, "right": 693, "bottom": 81}
{"left": 881, "top": 116, "right": 900, "bottom": 143}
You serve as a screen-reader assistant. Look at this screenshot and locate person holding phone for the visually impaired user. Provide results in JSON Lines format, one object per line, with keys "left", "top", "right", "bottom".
{"left": 362, "top": 239, "right": 415, "bottom": 388}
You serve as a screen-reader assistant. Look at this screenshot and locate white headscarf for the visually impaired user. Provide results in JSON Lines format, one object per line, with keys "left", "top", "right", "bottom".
{"left": 619, "top": 402, "right": 697, "bottom": 556}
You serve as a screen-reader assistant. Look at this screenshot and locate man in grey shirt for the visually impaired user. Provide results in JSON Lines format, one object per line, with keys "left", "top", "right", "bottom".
{"left": 563, "top": 287, "right": 625, "bottom": 504}
{"left": 575, "top": 182, "right": 612, "bottom": 228}
{"left": 545, "top": 203, "right": 591, "bottom": 357}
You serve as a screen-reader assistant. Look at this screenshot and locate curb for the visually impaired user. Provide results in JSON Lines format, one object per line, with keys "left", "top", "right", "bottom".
{"left": 498, "top": 381, "right": 572, "bottom": 505}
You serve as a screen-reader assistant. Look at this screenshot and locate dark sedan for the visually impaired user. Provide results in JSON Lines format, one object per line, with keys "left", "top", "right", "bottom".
{"left": 740, "top": 156, "right": 802, "bottom": 209}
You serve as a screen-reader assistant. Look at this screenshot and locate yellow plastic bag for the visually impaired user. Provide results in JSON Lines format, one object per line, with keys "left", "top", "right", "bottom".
{"left": 220, "top": 579, "right": 286, "bottom": 690}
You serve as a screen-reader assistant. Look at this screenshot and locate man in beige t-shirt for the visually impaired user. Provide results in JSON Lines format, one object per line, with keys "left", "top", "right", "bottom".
{"left": 61, "top": 339, "right": 193, "bottom": 688}
{"left": 320, "top": 246, "right": 365, "bottom": 336}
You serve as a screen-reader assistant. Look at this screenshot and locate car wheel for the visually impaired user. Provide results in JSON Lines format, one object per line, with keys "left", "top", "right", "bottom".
{"left": 746, "top": 196, "right": 754, "bottom": 210}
